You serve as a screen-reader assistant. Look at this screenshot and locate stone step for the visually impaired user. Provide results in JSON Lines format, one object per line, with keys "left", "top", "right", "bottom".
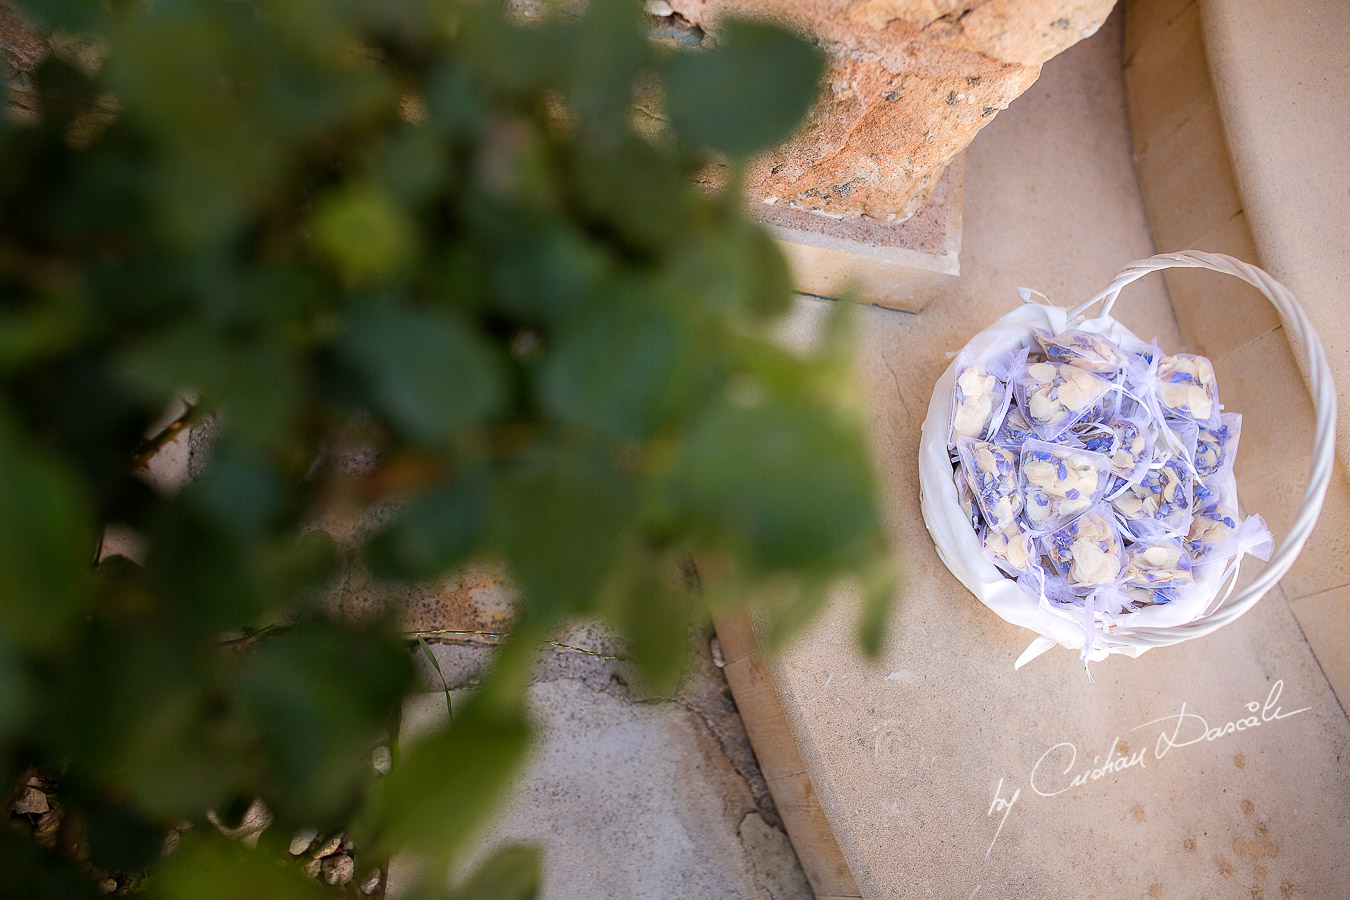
{"left": 391, "top": 630, "right": 815, "bottom": 900}
{"left": 765, "top": 158, "right": 963, "bottom": 315}
{"left": 721, "top": 12, "right": 1350, "bottom": 897}
{"left": 1124, "top": 0, "right": 1350, "bottom": 715}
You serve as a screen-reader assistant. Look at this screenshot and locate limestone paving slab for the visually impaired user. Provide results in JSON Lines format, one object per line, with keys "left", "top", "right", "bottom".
{"left": 756, "top": 15, "right": 1350, "bottom": 899}
{"left": 1288, "top": 585, "right": 1350, "bottom": 722}
{"left": 764, "top": 157, "right": 964, "bottom": 314}
{"left": 1201, "top": 0, "right": 1350, "bottom": 476}
{"left": 394, "top": 651, "right": 814, "bottom": 900}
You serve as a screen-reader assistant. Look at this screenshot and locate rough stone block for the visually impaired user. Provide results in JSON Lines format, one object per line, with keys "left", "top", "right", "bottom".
{"left": 666, "top": 0, "right": 1115, "bottom": 224}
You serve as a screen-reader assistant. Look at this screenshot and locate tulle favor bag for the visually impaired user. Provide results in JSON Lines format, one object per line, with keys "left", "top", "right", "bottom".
{"left": 919, "top": 252, "right": 1337, "bottom": 668}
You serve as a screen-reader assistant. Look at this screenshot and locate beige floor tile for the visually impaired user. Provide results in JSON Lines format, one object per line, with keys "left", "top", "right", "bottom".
{"left": 1124, "top": 2, "right": 1210, "bottom": 160}
{"left": 1133, "top": 93, "right": 1243, "bottom": 251}
{"left": 1166, "top": 210, "right": 1282, "bottom": 362}
{"left": 1240, "top": 450, "right": 1350, "bottom": 602}
{"left": 1214, "top": 326, "right": 1317, "bottom": 484}
{"left": 1289, "top": 585, "right": 1350, "bottom": 717}
{"left": 1123, "top": 0, "right": 1197, "bottom": 64}
{"left": 1201, "top": 0, "right": 1350, "bottom": 488}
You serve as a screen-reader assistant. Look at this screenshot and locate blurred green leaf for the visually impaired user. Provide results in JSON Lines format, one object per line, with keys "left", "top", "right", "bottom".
{"left": 260, "top": 529, "right": 340, "bottom": 606}
{"left": 118, "top": 327, "right": 299, "bottom": 450}
{"left": 40, "top": 619, "right": 242, "bottom": 818}
{"left": 856, "top": 557, "right": 900, "bottom": 659}
{"left": 145, "top": 502, "right": 262, "bottom": 635}
{"left": 371, "top": 695, "right": 530, "bottom": 865}
{"left": 0, "top": 289, "right": 88, "bottom": 372}
{"left": 671, "top": 393, "right": 880, "bottom": 571}
{"left": 736, "top": 224, "right": 796, "bottom": 319}
{"left": 563, "top": 0, "right": 649, "bottom": 132}
{"left": 488, "top": 222, "right": 611, "bottom": 325}
{"left": 234, "top": 620, "right": 414, "bottom": 825}
{"left": 29, "top": 55, "right": 99, "bottom": 132}
{"left": 365, "top": 474, "right": 486, "bottom": 581}
{"left": 424, "top": 60, "right": 488, "bottom": 139}
{"left": 666, "top": 21, "right": 824, "bottom": 158}
{"left": 0, "top": 413, "right": 96, "bottom": 647}
{"left": 13, "top": 0, "right": 109, "bottom": 32}
{"left": 142, "top": 836, "right": 326, "bottom": 900}
{"left": 0, "top": 0, "right": 889, "bottom": 891}
{"left": 341, "top": 305, "right": 504, "bottom": 444}
{"left": 451, "top": 844, "right": 542, "bottom": 900}
{"left": 570, "top": 134, "right": 685, "bottom": 254}
{"left": 0, "top": 628, "right": 31, "bottom": 742}
{"left": 377, "top": 126, "right": 451, "bottom": 204}
{"left": 612, "top": 556, "right": 691, "bottom": 695}
{"left": 190, "top": 445, "right": 285, "bottom": 538}
{"left": 539, "top": 283, "right": 695, "bottom": 439}
{"left": 106, "top": 8, "right": 286, "bottom": 246}
{"left": 455, "top": 2, "right": 560, "bottom": 95}
{"left": 754, "top": 576, "right": 831, "bottom": 654}
{"left": 0, "top": 823, "right": 102, "bottom": 900}
{"left": 669, "top": 222, "right": 794, "bottom": 320}
{"left": 494, "top": 454, "right": 633, "bottom": 618}
{"left": 86, "top": 802, "right": 167, "bottom": 872}
{"left": 313, "top": 183, "right": 418, "bottom": 285}
{"left": 117, "top": 323, "right": 227, "bottom": 402}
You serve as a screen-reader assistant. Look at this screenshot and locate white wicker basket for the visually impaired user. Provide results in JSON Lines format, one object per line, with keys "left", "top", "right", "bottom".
{"left": 919, "top": 251, "right": 1337, "bottom": 667}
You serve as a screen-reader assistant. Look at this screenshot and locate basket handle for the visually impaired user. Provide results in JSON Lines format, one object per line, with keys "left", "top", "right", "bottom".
{"left": 1074, "top": 251, "right": 1338, "bottom": 646}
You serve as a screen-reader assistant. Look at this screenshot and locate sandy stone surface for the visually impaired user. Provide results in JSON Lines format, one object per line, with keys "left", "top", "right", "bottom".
{"left": 462, "top": 679, "right": 809, "bottom": 900}
{"left": 666, "top": 0, "right": 1115, "bottom": 223}
{"left": 397, "top": 632, "right": 813, "bottom": 900}
{"left": 1200, "top": 0, "right": 1350, "bottom": 477}
{"left": 757, "top": 14, "right": 1350, "bottom": 899}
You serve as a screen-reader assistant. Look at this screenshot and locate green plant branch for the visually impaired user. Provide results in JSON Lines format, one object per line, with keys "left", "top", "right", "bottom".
{"left": 405, "top": 629, "right": 624, "bottom": 661}
{"left": 217, "top": 624, "right": 623, "bottom": 663}
{"left": 417, "top": 636, "right": 453, "bottom": 721}
{"left": 131, "top": 402, "right": 206, "bottom": 472}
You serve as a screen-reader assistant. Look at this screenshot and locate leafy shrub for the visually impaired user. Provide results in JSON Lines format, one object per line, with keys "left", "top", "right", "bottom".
{"left": 0, "top": 0, "right": 893, "bottom": 895}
